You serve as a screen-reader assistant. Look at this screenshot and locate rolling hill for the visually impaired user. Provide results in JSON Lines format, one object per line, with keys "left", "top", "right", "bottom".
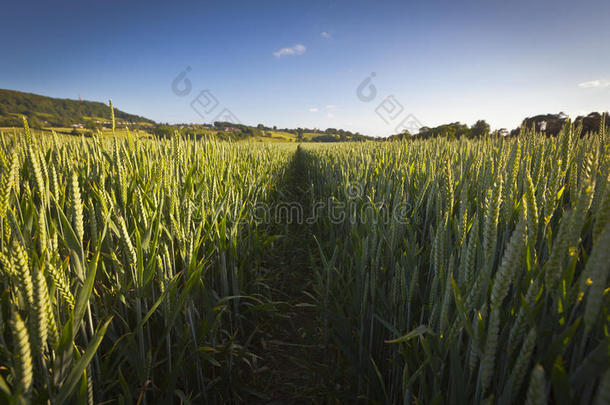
{"left": 0, "top": 89, "right": 154, "bottom": 128}
{"left": 0, "top": 89, "right": 372, "bottom": 142}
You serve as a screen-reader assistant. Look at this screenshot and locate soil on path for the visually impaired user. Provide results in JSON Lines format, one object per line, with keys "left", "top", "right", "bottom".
{"left": 241, "top": 147, "right": 349, "bottom": 404}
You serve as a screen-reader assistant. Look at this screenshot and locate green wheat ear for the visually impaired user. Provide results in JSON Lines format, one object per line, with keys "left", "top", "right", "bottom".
{"left": 70, "top": 171, "right": 84, "bottom": 246}
{"left": 524, "top": 364, "right": 546, "bottom": 405}
{"left": 10, "top": 310, "right": 33, "bottom": 396}
{"left": 0, "top": 152, "right": 19, "bottom": 220}
{"left": 11, "top": 239, "right": 34, "bottom": 310}
{"left": 599, "top": 112, "right": 606, "bottom": 145}
{"left": 45, "top": 262, "right": 75, "bottom": 310}
{"left": 109, "top": 99, "right": 115, "bottom": 134}
{"left": 31, "top": 267, "right": 49, "bottom": 355}
{"left": 22, "top": 116, "right": 31, "bottom": 144}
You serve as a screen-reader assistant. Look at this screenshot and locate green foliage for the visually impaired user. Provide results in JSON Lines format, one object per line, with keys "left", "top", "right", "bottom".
{"left": 416, "top": 121, "right": 472, "bottom": 139}
{"left": 0, "top": 121, "right": 294, "bottom": 402}
{"left": 0, "top": 89, "right": 154, "bottom": 128}
{"left": 0, "top": 115, "right": 608, "bottom": 404}
{"left": 471, "top": 119, "right": 491, "bottom": 138}
{"left": 304, "top": 123, "right": 609, "bottom": 403}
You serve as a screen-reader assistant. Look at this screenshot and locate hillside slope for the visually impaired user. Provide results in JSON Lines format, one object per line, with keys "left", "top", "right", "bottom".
{"left": 0, "top": 89, "right": 154, "bottom": 127}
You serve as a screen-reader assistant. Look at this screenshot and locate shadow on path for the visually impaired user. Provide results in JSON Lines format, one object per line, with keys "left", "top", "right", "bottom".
{"left": 241, "top": 146, "right": 349, "bottom": 404}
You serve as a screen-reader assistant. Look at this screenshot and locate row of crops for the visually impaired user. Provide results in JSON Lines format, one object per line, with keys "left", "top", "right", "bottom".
{"left": 304, "top": 122, "right": 609, "bottom": 404}
{"left": 0, "top": 118, "right": 608, "bottom": 404}
{"left": 0, "top": 123, "right": 295, "bottom": 403}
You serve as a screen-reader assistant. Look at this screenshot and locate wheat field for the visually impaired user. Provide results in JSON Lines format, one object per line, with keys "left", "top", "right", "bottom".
{"left": 304, "top": 120, "right": 609, "bottom": 404}
{"left": 0, "top": 115, "right": 608, "bottom": 404}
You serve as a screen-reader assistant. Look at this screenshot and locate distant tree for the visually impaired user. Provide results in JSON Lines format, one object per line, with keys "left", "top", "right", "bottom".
{"left": 85, "top": 120, "right": 100, "bottom": 131}
{"left": 313, "top": 134, "right": 339, "bottom": 142}
{"left": 28, "top": 115, "right": 44, "bottom": 129}
{"left": 520, "top": 114, "right": 567, "bottom": 136}
{"left": 152, "top": 125, "right": 174, "bottom": 138}
{"left": 471, "top": 120, "right": 490, "bottom": 138}
{"left": 575, "top": 112, "right": 609, "bottom": 135}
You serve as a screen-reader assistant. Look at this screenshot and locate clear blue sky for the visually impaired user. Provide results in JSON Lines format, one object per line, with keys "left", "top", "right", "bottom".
{"left": 1, "top": 0, "right": 609, "bottom": 136}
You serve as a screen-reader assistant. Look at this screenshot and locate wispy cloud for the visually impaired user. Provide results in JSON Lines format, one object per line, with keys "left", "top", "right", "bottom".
{"left": 327, "top": 113, "right": 335, "bottom": 118}
{"left": 273, "top": 44, "right": 306, "bottom": 58}
{"left": 320, "top": 31, "right": 331, "bottom": 39}
{"left": 578, "top": 79, "right": 610, "bottom": 88}
{"left": 325, "top": 104, "right": 337, "bottom": 110}
{"left": 308, "top": 107, "right": 319, "bottom": 113}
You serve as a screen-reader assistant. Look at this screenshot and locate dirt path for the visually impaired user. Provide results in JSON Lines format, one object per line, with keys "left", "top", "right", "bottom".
{"left": 242, "top": 147, "right": 346, "bottom": 404}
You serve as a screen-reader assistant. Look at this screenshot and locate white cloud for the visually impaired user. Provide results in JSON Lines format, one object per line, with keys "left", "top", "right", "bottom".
{"left": 273, "top": 44, "right": 306, "bottom": 58}
{"left": 308, "top": 107, "right": 318, "bottom": 113}
{"left": 578, "top": 79, "right": 610, "bottom": 88}
{"left": 320, "top": 31, "right": 331, "bottom": 39}
{"left": 325, "top": 104, "right": 337, "bottom": 110}
{"left": 327, "top": 113, "right": 335, "bottom": 118}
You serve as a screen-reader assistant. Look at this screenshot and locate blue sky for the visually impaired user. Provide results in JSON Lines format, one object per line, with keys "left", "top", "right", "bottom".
{"left": 1, "top": 0, "right": 609, "bottom": 136}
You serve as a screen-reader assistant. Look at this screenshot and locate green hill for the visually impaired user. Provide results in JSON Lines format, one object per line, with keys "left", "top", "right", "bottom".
{"left": 0, "top": 89, "right": 154, "bottom": 128}
{"left": 0, "top": 89, "right": 372, "bottom": 142}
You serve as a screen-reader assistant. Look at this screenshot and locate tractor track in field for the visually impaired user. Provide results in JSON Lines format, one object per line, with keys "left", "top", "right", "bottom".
{"left": 241, "top": 147, "right": 349, "bottom": 404}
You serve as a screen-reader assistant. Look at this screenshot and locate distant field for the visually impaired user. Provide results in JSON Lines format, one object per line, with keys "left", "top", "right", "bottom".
{"left": 0, "top": 126, "right": 299, "bottom": 142}
{"left": 250, "top": 136, "right": 297, "bottom": 143}
{"left": 0, "top": 126, "right": 154, "bottom": 138}
{"left": 0, "top": 126, "right": 365, "bottom": 143}
{"left": 303, "top": 132, "right": 323, "bottom": 140}
{"left": 252, "top": 130, "right": 298, "bottom": 142}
